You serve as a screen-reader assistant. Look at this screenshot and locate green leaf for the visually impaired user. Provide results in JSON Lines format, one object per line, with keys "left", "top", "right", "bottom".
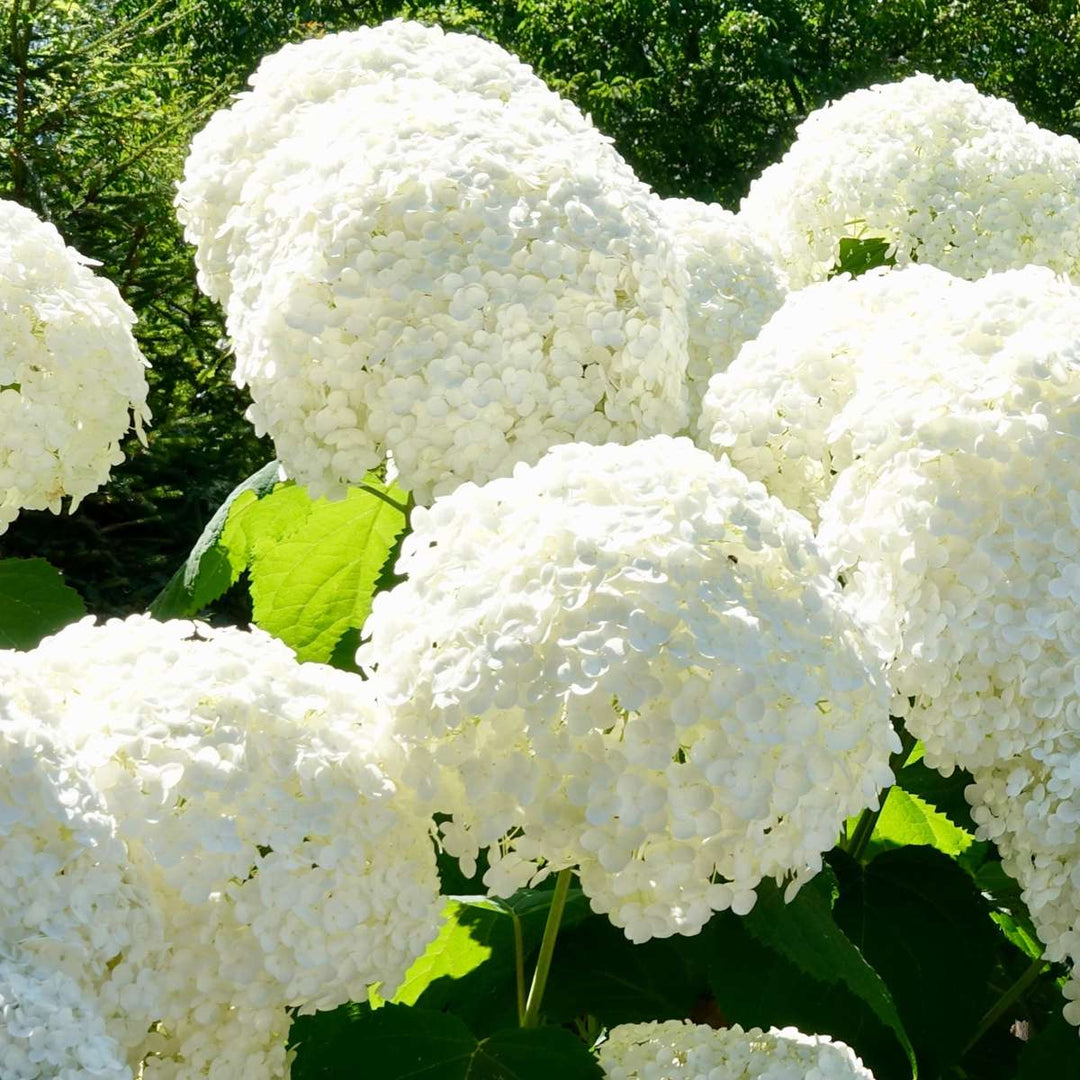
{"left": 404, "top": 885, "right": 591, "bottom": 1034}
{"left": 542, "top": 916, "right": 710, "bottom": 1028}
{"left": 960, "top": 843, "right": 1043, "bottom": 959}
{"left": 382, "top": 901, "right": 495, "bottom": 1007}
{"left": 1016, "top": 1012, "right": 1079, "bottom": 1078}
{"left": 705, "top": 903, "right": 911, "bottom": 1080}
{"left": 148, "top": 460, "right": 281, "bottom": 619}
{"left": 221, "top": 479, "right": 407, "bottom": 662}
{"left": 832, "top": 846, "right": 1001, "bottom": 1077}
{"left": 742, "top": 870, "right": 917, "bottom": 1076}
{"left": 290, "top": 1004, "right": 602, "bottom": 1079}
{"left": 893, "top": 749, "right": 977, "bottom": 831}
{"left": 0, "top": 558, "right": 86, "bottom": 649}
{"left": 830, "top": 235, "right": 897, "bottom": 278}
{"left": 867, "top": 788, "right": 974, "bottom": 858}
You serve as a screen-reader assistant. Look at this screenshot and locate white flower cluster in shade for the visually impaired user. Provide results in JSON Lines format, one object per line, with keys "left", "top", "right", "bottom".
{"left": 0, "top": 616, "right": 442, "bottom": 1080}
{"left": 657, "top": 198, "right": 787, "bottom": 429}
{"left": 966, "top": 735, "right": 1080, "bottom": 1026}
{"left": 739, "top": 74, "right": 1080, "bottom": 288}
{"left": 360, "top": 436, "right": 896, "bottom": 943}
{"left": 177, "top": 20, "right": 697, "bottom": 504}
{"left": 0, "top": 199, "right": 150, "bottom": 535}
{"left": 597, "top": 1021, "right": 875, "bottom": 1080}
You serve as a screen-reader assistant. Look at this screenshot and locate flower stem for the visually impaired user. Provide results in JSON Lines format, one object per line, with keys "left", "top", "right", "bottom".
{"left": 522, "top": 868, "right": 573, "bottom": 1028}
{"left": 962, "top": 956, "right": 1047, "bottom": 1057}
{"left": 511, "top": 908, "right": 526, "bottom": 1026}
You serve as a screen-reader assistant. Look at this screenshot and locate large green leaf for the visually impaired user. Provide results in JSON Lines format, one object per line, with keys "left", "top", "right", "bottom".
{"left": 221, "top": 479, "right": 407, "bottom": 662}
{"left": 867, "top": 788, "right": 974, "bottom": 859}
{"left": 741, "top": 870, "right": 917, "bottom": 1076}
{"left": 542, "top": 915, "right": 710, "bottom": 1028}
{"left": 705, "top": 903, "right": 911, "bottom": 1080}
{"left": 1016, "top": 1012, "right": 1079, "bottom": 1078}
{"left": 290, "top": 1004, "right": 602, "bottom": 1080}
{"left": 148, "top": 460, "right": 281, "bottom": 619}
{"left": 832, "top": 847, "right": 1001, "bottom": 1077}
{"left": 0, "top": 558, "right": 86, "bottom": 649}
{"left": 401, "top": 885, "right": 591, "bottom": 1034}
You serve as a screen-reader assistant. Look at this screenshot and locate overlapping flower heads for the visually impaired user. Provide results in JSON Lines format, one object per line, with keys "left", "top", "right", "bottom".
{"left": 739, "top": 74, "right": 1080, "bottom": 287}
{"left": 0, "top": 199, "right": 150, "bottom": 534}
{"left": 656, "top": 197, "right": 786, "bottom": 430}
{"left": 0, "top": 616, "right": 442, "bottom": 1080}
{"left": 598, "top": 1021, "right": 875, "bottom": 1079}
{"left": 178, "top": 20, "right": 694, "bottom": 503}
{"left": 360, "top": 436, "right": 895, "bottom": 942}
{"left": 702, "top": 260, "right": 1080, "bottom": 1023}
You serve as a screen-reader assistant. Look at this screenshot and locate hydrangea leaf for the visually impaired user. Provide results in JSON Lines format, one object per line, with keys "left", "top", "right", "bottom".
{"left": 866, "top": 788, "right": 974, "bottom": 859}
{"left": 223, "top": 478, "right": 407, "bottom": 662}
{"left": 959, "top": 843, "right": 1042, "bottom": 958}
{"left": 830, "top": 235, "right": 897, "bottom": 278}
{"left": 148, "top": 460, "right": 281, "bottom": 618}
{"left": 1016, "top": 1013, "right": 1078, "bottom": 1079}
{"left": 892, "top": 747, "right": 977, "bottom": 831}
{"left": 395, "top": 886, "right": 590, "bottom": 1034}
{"left": 740, "top": 869, "right": 917, "bottom": 1077}
{"left": 704, "top": 899, "right": 912, "bottom": 1080}
{"left": 0, "top": 558, "right": 86, "bottom": 649}
{"left": 831, "top": 846, "right": 1001, "bottom": 1077}
{"left": 290, "top": 1003, "right": 602, "bottom": 1079}
{"left": 541, "top": 915, "right": 711, "bottom": 1027}
{"left": 380, "top": 901, "right": 494, "bottom": 1008}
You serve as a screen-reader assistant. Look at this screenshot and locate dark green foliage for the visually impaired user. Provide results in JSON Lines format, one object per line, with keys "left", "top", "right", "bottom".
{"left": 0, "top": 557, "right": 86, "bottom": 648}
{"left": 291, "top": 1004, "right": 603, "bottom": 1079}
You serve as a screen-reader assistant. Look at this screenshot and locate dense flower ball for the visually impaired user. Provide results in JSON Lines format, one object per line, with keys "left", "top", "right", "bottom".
{"left": 178, "top": 20, "right": 690, "bottom": 502}
{"left": 360, "top": 436, "right": 895, "bottom": 941}
{"left": 701, "top": 265, "right": 968, "bottom": 524}
{"left": 739, "top": 74, "right": 1080, "bottom": 287}
{"left": 598, "top": 1021, "right": 875, "bottom": 1079}
{"left": 0, "top": 954, "right": 131, "bottom": 1080}
{"left": 657, "top": 197, "right": 786, "bottom": 431}
{"left": 1, "top": 616, "right": 443, "bottom": 1079}
{"left": 0, "top": 199, "right": 150, "bottom": 534}
{"left": 967, "top": 737, "right": 1080, "bottom": 1026}
{"left": 806, "top": 269, "right": 1080, "bottom": 772}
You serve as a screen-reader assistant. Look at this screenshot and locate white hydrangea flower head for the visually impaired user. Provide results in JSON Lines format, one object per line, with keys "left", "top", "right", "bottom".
{"left": 809, "top": 268, "right": 1080, "bottom": 773}
{"left": 19, "top": 614, "right": 442, "bottom": 1020}
{"left": 0, "top": 664, "right": 168, "bottom": 1063}
{"left": 739, "top": 74, "right": 1080, "bottom": 287}
{"left": 598, "top": 1021, "right": 876, "bottom": 1079}
{"left": 178, "top": 21, "right": 691, "bottom": 503}
{"left": 966, "top": 736, "right": 1080, "bottom": 1026}
{"left": 656, "top": 197, "right": 787, "bottom": 434}
{"left": 360, "top": 436, "right": 896, "bottom": 942}
{"left": 701, "top": 264, "right": 968, "bottom": 524}
{"left": 177, "top": 18, "right": 598, "bottom": 307}
{"left": 0, "top": 199, "right": 150, "bottom": 534}
{"left": 0, "top": 952, "right": 131, "bottom": 1080}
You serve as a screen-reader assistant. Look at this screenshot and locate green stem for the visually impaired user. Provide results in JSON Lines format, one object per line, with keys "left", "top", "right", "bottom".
{"left": 846, "top": 795, "right": 888, "bottom": 862}
{"left": 521, "top": 868, "right": 573, "bottom": 1028}
{"left": 962, "top": 956, "right": 1046, "bottom": 1057}
{"left": 357, "top": 483, "right": 410, "bottom": 516}
{"left": 510, "top": 908, "right": 526, "bottom": 1026}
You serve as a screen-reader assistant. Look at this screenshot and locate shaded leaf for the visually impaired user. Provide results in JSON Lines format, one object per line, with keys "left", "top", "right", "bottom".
{"left": 290, "top": 1003, "right": 601, "bottom": 1079}
{"left": 0, "top": 558, "right": 86, "bottom": 648}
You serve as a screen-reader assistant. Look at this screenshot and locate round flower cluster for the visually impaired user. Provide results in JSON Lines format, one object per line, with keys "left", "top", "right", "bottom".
{"left": 0, "top": 616, "right": 442, "bottom": 1079}
{"left": 701, "top": 264, "right": 968, "bottom": 524}
{"left": 0, "top": 199, "right": 150, "bottom": 534}
{"left": 360, "top": 436, "right": 895, "bottom": 942}
{"left": 966, "top": 734, "right": 1080, "bottom": 1026}
{"left": 739, "top": 74, "right": 1080, "bottom": 288}
{"left": 656, "top": 197, "right": 786, "bottom": 430}
{"left": 178, "top": 20, "right": 691, "bottom": 503}
{"left": 598, "top": 1021, "right": 875, "bottom": 1080}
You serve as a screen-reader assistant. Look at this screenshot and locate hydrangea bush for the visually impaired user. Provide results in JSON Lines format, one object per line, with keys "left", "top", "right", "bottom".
{"left": 2, "top": 16, "right": 1079, "bottom": 1080}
